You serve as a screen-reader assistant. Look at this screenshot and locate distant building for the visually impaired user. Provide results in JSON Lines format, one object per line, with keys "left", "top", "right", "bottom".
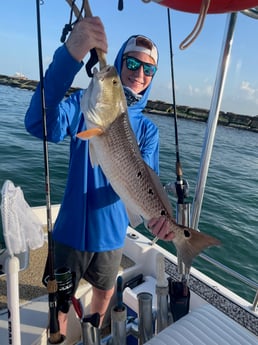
{"left": 13, "top": 72, "right": 28, "bottom": 80}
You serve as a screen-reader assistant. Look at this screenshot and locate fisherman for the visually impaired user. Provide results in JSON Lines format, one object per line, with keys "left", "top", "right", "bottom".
{"left": 25, "top": 17, "right": 174, "bottom": 337}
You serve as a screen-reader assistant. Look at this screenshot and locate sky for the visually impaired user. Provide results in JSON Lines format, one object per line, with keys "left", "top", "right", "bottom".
{"left": 0, "top": 0, "right": 258, "bottom": 116}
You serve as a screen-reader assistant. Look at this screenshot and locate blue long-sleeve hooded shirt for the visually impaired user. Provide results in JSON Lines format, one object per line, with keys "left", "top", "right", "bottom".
{"left": 25, "top": 37, "right": 159, "bottom": 252}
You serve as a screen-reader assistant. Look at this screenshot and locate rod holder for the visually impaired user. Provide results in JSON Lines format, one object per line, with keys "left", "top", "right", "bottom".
{"left": 81, "top": 313, "right": 101, "bottom": 345}
{"left": 156, "top": 286, "right": 169, "bottom": 333}
{"left": 111, "top": 304, "right": 127, "bottom": 345}
{"left": 176, "top": 203, "right": 191, "bottom": 277}
{"left": 156, "top": 253, "right": 169, "bottom": 333}
{"left": 137, "top": 292, "right": 153, "bottom": 344}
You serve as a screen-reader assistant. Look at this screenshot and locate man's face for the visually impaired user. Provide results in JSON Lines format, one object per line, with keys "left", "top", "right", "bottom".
{"left": 121, "top": 51, "right": 156, "bottom": 94}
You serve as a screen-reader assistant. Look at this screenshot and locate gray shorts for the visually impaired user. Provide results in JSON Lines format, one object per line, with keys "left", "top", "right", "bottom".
{"left": 54, "top": 241, "right": 123, "bottom": 292}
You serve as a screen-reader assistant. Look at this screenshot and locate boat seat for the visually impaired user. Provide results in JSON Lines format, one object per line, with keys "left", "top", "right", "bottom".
{"left": 144, "top": 304, "right": 258, "bottom": 345}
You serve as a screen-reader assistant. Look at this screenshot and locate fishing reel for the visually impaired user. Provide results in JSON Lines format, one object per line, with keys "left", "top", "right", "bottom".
{"left": 164, "top": 179, "right": 189, "bottom": 199}
{"left": 43, "top": 266, "right": 75, "bottom": 314}
{"left": 55, "top": 266, "right": 75, "bottom": 313}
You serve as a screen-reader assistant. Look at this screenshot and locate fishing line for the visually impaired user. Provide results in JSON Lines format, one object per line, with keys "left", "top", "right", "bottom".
{"left": 61, "top": 0, "right": 85, "bottom": 42}
{"left": 35, "top": 1, "right": 61, "bottom": 343}
{"left": 166, "top": 8, "right": 185, "bottom": 204}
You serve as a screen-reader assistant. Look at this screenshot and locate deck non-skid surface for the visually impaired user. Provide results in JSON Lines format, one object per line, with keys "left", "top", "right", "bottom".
{"left": 0, "top": 243, "right": 135, "bottom": 310}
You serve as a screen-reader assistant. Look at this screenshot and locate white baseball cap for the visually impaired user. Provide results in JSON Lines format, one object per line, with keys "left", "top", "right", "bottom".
{"left": 123, "top": 35, "right": 158, "bottom": 65}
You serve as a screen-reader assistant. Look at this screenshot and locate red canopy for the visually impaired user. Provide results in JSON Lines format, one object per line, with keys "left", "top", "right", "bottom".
{"left": 152, "top": 0, "right": 258, "bottom": 14}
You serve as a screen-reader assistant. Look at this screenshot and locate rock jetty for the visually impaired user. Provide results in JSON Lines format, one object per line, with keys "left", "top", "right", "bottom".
{"left": 0, "top": 74, "right": 78, "bottom": 97}
{"left": 145, "top": 100, "right": 258, "bottom": 133}
{"left": 1, "top": 74, "right": 258, "bottom": 133}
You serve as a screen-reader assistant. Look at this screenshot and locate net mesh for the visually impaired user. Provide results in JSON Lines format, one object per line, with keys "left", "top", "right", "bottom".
{"left": 1, "top": 180, "right": 44, "bottom": 256}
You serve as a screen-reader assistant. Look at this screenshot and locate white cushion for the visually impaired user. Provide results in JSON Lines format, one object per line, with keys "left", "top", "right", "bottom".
{"left": 144, "top": 304, "right": 258, "bottom": 345}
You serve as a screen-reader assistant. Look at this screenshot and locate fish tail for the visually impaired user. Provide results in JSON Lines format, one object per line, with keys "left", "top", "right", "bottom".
{"left": 174, "top": 226, "right": 221, "bottom": 267}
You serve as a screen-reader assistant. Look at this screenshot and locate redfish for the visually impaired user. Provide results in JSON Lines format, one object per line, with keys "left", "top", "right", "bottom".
{"left": 77, "top": 65, "right": 220, "bottom": 267}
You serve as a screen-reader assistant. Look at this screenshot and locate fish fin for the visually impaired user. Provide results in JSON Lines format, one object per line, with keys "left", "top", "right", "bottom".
{"left": 126, "top": 208, "right": 143, "bottom": 228}
{"left": 76, "top": 128, "right": 103, "bottom": 140}
{"left": 173, "top": 225, "right": 221, "bottom": 267}
{"left": 145, "top": 163, "right": 173, "bottom": 216}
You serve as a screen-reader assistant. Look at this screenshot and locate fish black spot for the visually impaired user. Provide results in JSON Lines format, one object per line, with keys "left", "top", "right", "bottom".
{"left": 137, "top": 171, "right": 142, "bottom": 178}
{"left": 184, "top": 229, "right": 191, "bottom": 238}
{"left": 148, "top": 189, "right": 154, "bottom": 195}
{"left": 160, "top": 210, "right": 166, "bottom": 216}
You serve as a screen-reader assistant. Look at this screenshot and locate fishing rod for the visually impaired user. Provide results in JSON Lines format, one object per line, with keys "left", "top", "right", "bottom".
{"left": 152, "top": 8, "right": 188, "bottom": 249}
{"left": 166, "top": 7, "right": 190, "bottom": 223}
{"left": 166, "top": 8, "right": 186, "bottom": 205}
{"left": 166, "top": 9, "right": 191, "bottom": 289}
{"left": 35, "top": 1, "right": 62, "bottom": 343}
{"left": 164, "top": 9, "right": 191, "bottom": 319}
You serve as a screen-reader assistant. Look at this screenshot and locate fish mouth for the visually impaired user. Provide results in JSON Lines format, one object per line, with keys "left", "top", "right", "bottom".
{"left": 93, "top": 65, "right": 119, "bottom": 80}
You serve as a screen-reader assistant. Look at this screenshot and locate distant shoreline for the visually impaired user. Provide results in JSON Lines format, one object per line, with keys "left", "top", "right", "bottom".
{"left": 145, "top": 100, "right": 258, "bottom": 133}
{"left": 1, "top": 74, "right": 258, "bottom": 133}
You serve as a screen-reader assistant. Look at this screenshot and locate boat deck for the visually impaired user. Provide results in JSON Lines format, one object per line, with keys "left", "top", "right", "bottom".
{"left": 0, "top": 227, "right": 257, "bottom": 344}
{"left": 0, "top": 243, "right": 135, "bottom": 311}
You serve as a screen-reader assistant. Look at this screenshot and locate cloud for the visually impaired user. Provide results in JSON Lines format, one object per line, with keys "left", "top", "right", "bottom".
{"left": 187, "top": 84, "right": 213, "bottom": 97}
{"left": 149, "top": 77, "right": 258, "bottom": 116}
{"left": 240, "top": 81, "right": 258, "bottom": 105}
{"left": 205, "top": 85, "right": 213, "bottom": 97}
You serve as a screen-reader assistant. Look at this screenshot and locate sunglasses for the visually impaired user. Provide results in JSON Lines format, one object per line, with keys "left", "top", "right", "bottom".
{"left": 124, "top": 56, "right": 157, "bottom": 77}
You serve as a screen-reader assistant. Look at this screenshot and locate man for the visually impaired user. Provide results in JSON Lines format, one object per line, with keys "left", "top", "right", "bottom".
{"left": 25, "top": 17, "right": 173, "bottom": 336}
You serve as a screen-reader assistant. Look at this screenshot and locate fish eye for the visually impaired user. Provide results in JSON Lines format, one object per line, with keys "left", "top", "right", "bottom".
{"left": 184, "top": 229, "right": 191, "bottom": 238}
{"left": 112, "top": 78, "right": 118, "bottom": 86}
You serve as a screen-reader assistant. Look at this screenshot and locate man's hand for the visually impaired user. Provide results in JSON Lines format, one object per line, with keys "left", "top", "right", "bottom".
{"left": 148, "top": 216, "right": 175, "bottom": 241}
{"left": 66, "top": 17, "right": 107, "bottom": 62}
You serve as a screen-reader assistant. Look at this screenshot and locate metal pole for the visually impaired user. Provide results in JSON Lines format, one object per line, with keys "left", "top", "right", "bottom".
{"left": 156, "top": 253, "right": 169, "bottom": 333}
{"left": 137, "top": 293, "right": 153, "bottom": 344}
{"left": 176, "top": 203, "right": 191, "bottom": 276}
{"left": 252, "top": 290, "right": 258, "bottom": 312}
{"left": 190, "top": 12, "right": 238, "bottom": 229}
{"left": 6, "top": 256, "right": 21, "bottom": 345}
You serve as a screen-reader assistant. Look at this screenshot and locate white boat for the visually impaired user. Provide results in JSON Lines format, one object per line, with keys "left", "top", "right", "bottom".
{"left": 0, "top": 203, "right": 257, "bottom": 345}
{"left": 0, "top": 2, "right": 258, "bottom": 345}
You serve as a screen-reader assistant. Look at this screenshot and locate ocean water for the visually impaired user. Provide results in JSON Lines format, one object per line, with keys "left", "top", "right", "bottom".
{"left": 0, "top": 85, "right": 257, "bottom": 303}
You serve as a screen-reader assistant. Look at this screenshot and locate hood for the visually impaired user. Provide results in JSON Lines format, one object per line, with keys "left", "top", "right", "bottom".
{"left": 114, "top": 35, "right": 157, "bottom": 113}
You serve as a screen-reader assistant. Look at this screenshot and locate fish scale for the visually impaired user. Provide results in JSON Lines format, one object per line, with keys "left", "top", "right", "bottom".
{"left": 78, "top": 65, "right": 221, "bottom": 267}
{"left": 91, "top": 112, "right": 171, "bottom": 221}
